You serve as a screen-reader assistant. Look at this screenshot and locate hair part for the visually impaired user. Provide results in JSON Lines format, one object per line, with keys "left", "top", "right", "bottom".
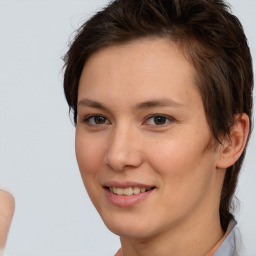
{"left": 63, "top": 0, "right": 253, "bottom": 231}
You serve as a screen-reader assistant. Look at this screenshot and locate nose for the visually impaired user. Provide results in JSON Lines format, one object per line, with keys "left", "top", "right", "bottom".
{"left": 104, "top": 126, "right": 144, "bottom": 171}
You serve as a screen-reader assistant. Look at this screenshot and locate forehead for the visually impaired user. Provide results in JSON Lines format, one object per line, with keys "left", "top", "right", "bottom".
{"left": 78, "top": 38, "right": 200, "bottom": 108}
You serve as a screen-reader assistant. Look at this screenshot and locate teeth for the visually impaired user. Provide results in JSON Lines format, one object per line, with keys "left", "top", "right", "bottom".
{"left": 124, "top": 187, "right": 133, "bottom": 196}
{"left": 110, "top": 186, "right": 151, "bottom": 196}
{"left": 116, "top": 188, "right": 124, "bottom": 195}
{"left": 133, "top": 187, "right": 140, "bottom": 194}
{"left": 140, "top": 188, "right": 146, "bottom": 193}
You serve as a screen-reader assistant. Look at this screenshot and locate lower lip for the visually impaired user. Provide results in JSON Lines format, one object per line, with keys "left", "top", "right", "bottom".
{"left": 104, "top": 188, "right": 155, "bottom": 207}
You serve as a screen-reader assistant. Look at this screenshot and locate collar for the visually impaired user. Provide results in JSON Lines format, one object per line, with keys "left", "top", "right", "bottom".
{"left": 213, "top": 219, "right": 243, "bottom": 256}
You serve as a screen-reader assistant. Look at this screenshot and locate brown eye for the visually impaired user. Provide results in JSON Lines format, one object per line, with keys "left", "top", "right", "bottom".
{"left": 84, "top": 115, "right": 110, "bottom": 125}
{"left": 144, "top": 115, "right": 174, "bottom": 126}
{"left": 153, "top": 116, "right": 167, "bottom": 125}
{"left": 94, "top": 116, "right": 107, "bottom": 124}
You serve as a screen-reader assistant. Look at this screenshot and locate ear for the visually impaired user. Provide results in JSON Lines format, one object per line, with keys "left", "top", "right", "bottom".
{"left": 216, "top": 113, "right": 250, "bottom": 169}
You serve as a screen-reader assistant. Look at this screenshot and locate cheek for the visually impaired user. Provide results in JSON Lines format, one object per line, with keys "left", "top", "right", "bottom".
{"left": 75, "top": 130, "right": 105, "bottom": 179}
{"left": 146, "top": 139, "right": 216, "bottom": 223}
{"left": 147, "top": 137, "right": 202, "bottom": 174}
{"left": 147, "top": 133, "right": 215, "bottom": 196}
{"left": 75, "top": 129, "right": 107, "bottom": 211}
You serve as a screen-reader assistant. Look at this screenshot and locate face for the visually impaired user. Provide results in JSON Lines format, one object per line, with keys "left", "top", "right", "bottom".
{"left": 76, "top": 39, "right": 224, "bottom": 239}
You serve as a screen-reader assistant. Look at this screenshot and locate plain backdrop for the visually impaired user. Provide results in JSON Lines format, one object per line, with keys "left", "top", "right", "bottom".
{"left": 0, "top": 0, "right": 255, "bottom": 255}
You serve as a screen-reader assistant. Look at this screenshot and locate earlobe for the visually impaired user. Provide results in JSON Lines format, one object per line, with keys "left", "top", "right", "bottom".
{"left": 216, "top": 113, "right": 250, "bottom": 169}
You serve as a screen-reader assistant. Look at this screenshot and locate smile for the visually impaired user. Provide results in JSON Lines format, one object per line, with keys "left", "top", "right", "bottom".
{"left": 103, "top": 184, "right": 156, "bottom": 207}
{"left": 108, "top": 187, "right": 154, "bottom": 196}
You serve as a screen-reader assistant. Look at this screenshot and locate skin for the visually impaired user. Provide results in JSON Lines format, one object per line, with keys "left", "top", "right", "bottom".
{"left": 75, "top": 38, "right": 249, "bottom": 256}
{"left": 0, "top": 190, "right": 15, "bottom": 255}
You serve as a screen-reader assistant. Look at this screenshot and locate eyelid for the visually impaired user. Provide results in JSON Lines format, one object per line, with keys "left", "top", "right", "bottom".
{"left": 82, "top": 114, "right": 111, "bottom": 125}
{"left": 79, "top": 113, "right": 175, "bottom": 127}
{"left": 143, "top": 114, "right": 175, "bottom": 126}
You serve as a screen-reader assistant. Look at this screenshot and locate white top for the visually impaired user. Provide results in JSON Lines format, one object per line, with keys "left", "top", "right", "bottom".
{"left": 213, "top": 219, "right": 255, "bottom": 256}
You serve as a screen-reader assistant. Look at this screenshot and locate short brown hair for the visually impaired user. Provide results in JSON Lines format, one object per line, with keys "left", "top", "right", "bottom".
{"left": 63, "top": 0, "right": 253, "bottom": 231}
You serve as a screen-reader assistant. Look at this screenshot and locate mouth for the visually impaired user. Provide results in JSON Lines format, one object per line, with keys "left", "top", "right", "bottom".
{"left": 102, "top": 181, "right": 156, "bottom": 206}
{"left": 107, "top": 186, "right": 156, "bottom": 196}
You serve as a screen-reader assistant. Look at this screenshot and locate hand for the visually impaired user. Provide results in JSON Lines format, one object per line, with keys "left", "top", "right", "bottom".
{"left": 0, "top": 190, "right": 15, "bottom": 254}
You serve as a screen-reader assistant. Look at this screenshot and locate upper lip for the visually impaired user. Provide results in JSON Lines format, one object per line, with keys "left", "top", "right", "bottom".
{"left": 102, "top": 181, "right": 156, "bottom": 189}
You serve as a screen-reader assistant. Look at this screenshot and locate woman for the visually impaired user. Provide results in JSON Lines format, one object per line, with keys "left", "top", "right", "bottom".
{"left": 63, "top": 0, "right": 253, "bottom": 255}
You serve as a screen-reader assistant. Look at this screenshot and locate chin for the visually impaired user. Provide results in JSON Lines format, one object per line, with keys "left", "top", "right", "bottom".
{"left": 108, "top": 225, "right": 152, "bottom": 238}
{"left": 100, "top": 212, "right": 157, "bottom": 238}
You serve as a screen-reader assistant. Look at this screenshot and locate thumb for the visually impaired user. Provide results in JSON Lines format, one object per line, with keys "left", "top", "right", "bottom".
{"left": 0, "top": 190, "right": 15, "bottom": 252}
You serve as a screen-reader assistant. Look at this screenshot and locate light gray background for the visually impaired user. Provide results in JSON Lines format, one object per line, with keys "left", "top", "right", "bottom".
{"left": 0, "top": 0, "right": 255, "bottom": 255}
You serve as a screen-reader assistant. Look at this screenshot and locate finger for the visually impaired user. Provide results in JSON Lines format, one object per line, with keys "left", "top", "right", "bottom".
{"left": 0, "top": 190, "right": 15, "bottom": 250}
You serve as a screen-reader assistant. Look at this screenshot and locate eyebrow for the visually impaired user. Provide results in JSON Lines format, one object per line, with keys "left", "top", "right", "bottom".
{"left": 135, "top": 98, "right": 185, "bottom": 110}
{"left": 77, "top": 98, "right": 185, "bottom": 111}
{"left": 78, "top": 98, "right": 108, "bottom": 111}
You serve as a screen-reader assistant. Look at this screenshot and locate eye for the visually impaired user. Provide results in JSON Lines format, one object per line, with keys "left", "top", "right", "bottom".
{"left": 144, "top": 115, "right": 174, "bottom": 126}
{"left": 83, "top": 115, "right": 110, "bottom": 125}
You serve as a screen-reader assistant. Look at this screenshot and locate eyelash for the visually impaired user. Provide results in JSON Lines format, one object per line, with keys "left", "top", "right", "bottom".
{"left": 144, "top": 114, "right": 174, "bottom": 126}
{"left": 82, "top": 115, "right": 110, "bottom": 126}
{"left": 82, "top": 114, "right": 175, "bottom": 127}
